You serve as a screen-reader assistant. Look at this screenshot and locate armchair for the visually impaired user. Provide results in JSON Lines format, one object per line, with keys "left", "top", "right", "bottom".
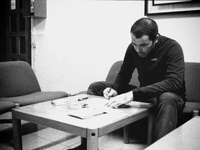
{"left": 0, "top": 61, "right": 68, "bottom": 123}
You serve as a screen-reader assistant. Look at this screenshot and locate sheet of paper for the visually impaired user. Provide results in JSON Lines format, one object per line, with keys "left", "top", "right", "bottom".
{"left": 67, "top": 97, "right": 116, "bottom": 119}
{"left": 84, "top": 97, "right": 153, "bottom": 108}
{"left": 64, "top": 96, "right": 153, "bottom": 119}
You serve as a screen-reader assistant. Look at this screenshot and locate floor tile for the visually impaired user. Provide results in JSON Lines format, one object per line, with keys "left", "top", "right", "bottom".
{"left": 32, "top": 128, "right": 74, "bottom": 141}
{"left": 22, "top": 134, "right": 69, "bottom": 150}
{"left": 99, "top": 132, "right": 147, "bottom": 150}
{"left": 31, "top": 127, "right": 81, "bottom": 147}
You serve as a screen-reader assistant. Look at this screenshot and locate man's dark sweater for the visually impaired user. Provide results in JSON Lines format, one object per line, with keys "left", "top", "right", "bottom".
{"left": 112, "top": 34, "right": 186, "bottom": 101}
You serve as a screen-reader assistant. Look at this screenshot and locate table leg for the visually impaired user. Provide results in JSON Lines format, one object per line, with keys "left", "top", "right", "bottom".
{"left": 12, "top": 114, "right": 22, "bottom": 150}
{"left": 86, "top": 128, "right": 98, "bottom": 150}
{"left": 123, "top": 125, "right": 130, "bottom": 144}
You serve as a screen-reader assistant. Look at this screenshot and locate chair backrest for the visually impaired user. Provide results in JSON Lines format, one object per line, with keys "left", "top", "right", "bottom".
{"left": 185, "top": 62, "right": 200, "bottom": 102}
{"left": 0, "top": 61, "right": 41, "bottom": 97}
{"left": 105, "top": 60, "right": 139, "bottom": 86}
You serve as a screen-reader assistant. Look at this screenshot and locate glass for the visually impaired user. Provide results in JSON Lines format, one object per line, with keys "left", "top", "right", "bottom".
{"left": 30, "top": 0, "right": 34, "bottom": 13}
{"left": 11, "top": 0, "right": 16, "bottom": 10}
{"left": 10, "top": 15, "right": 17, "bottom": 32}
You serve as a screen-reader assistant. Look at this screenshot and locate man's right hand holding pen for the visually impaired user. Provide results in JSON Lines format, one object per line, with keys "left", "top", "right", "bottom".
{"left": 103, "top": 86, "right": 133, "bottom": 109}
{"left": 103, "top": 86, "right": 118, "bottom": 100}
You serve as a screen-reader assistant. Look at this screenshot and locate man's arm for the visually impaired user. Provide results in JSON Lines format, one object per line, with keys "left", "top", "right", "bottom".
{"left": 112, "top": 44, "right": 136, "bottom": 93}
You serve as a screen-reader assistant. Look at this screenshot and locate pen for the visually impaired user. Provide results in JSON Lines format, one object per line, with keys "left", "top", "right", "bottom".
{"left": 108, "top": 85, "right": 112, "bottom": 100}
{"left": 94, "top": 111, "right": 107, "bottom": 117}
{"left": 78, "top": 96, "right": 88, "bottom": 101}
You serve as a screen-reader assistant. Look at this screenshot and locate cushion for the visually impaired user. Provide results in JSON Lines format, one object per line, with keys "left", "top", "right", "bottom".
{"left": 0, "top": 61, "right": 41, "bottom": 97}
{"left": 106, "top": 60, "right": 139, "bottom": 86}
{"left": 0, "top": 91, "right": 68, "bottom": 106}
{"left": 0, "top": 101, "right": 16, "bottom": 114}
{"left": 106, "top": 61, "right": 123, "bottom": 84}
{"left": 185, "top": 63, "right": 200, "bottom": 102}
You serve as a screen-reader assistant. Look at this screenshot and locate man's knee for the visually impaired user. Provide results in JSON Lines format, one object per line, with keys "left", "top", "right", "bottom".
{"left": 88, "top": 82, "right": 100, "bottom": 91}
{"left": 157, "top": 92, "right": 180, "bottom": 108}
{"left": 87, "top": 82, "right": 101, "bottom": 95}
{"left": 87, "top": 81, "right": 109, "bottom": 96}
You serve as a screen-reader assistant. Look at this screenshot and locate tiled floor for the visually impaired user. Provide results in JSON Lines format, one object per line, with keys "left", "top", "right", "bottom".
{"left": 0, "top": 112, "right": 148, "bottom": 150}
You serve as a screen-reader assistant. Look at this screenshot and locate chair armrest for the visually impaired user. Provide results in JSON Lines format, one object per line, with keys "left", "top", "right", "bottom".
{"left": 192, "top": 109, "right": 199, "bottom": 117}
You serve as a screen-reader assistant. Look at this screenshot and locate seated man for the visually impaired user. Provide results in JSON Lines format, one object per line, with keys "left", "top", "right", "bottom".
{"left": 87, "top": 17, "right": 186, "bottom": 143}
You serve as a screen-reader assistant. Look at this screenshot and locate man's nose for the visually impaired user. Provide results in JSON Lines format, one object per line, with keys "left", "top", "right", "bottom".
{"left": 135, "top": 46, "right": 142, "bottom": 53}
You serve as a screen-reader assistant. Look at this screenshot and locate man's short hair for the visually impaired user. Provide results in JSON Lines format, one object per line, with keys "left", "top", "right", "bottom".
{"left": 130, "top": 18, "right": 158, "bottom": 41}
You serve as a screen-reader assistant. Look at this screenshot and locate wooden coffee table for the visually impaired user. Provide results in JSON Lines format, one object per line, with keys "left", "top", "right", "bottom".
{"left": 12, "top": 95, "right": 153, "bottom": 150}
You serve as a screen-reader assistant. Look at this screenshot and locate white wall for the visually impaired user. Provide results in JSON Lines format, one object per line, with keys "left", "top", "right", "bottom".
{"left": 154, "top": 16, "right": 200, "bottom": 62}
{"left": 32, "top": 0, "right": 200, "bottom": 94}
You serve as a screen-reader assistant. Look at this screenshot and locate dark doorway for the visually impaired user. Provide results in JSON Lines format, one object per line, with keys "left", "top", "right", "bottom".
{"left": 0, "top": 0, "right": 31, "bottom": 64}
{"left": 0, "top": 0, "right": 7, "bottom": 62}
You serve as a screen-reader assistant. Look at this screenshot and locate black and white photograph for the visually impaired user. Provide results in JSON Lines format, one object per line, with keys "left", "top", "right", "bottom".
{"left": 0, "top": 0, "right": 200, "bottom": 150}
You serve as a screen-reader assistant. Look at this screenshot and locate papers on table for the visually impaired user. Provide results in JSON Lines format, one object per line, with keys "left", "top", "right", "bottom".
{"left": 51, "top": 94, "right": 153, "bottom": 119}
{"left": 67, "top": 108, "right": 107, "bottom": 119}
{"left": 66, "top": 97, "right": 153, "bottom": 119}
{"left": 51, "top": 94, "right": 88, "bottom": 106}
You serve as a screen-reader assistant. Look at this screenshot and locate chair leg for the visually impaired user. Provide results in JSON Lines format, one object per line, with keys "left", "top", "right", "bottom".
{"left": 123, "top": 125, "right": 130, "bottom": 144}
{"left": 147, "top": 113, "right": 154, "bottom": 145}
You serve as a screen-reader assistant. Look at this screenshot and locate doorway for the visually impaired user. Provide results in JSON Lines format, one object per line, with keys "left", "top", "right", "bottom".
{"left": 0, "top": 0, "right": 31, "bottom": 64}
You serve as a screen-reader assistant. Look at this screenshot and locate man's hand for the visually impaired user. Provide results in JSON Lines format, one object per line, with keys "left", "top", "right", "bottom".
{"left": 103, "top": 87, "right": 118, "bottom": 99}
{"left": 105, "top": 91, "right": 133, "bottom": 109}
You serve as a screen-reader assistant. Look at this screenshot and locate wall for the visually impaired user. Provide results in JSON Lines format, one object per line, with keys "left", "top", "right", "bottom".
{"left": 32, "top": 0, "right": 200, "bottom": 93}
{"left": 152, "top": 14, "right": 200, "bottom": 62}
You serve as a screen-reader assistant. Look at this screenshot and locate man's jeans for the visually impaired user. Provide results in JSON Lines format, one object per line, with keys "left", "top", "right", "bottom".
{"left": 87, "top": 81, "right": 185, "bottom": 143}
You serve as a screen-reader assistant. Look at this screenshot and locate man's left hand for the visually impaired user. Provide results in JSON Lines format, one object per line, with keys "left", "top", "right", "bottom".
{"left": 105, "top": 91, "right": 133, "bottom": 109}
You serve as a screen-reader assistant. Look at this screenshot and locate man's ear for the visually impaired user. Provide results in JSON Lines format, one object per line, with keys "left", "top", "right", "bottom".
{"left": 155, "top": 34, "right": 159, "bottom": 43}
